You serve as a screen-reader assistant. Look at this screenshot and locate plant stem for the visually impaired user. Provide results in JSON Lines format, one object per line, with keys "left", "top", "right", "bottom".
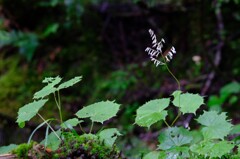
{"left": 164, "top": 120, "right": 170, "bottom": 128}
{"left": 37, "top": 113, "right": 61, "bottom": 140}
{"left": 57, "top": 90, "right": 63, "bottom": 124}
{"left": 89, "top": 122, "right": 94, "bottom": 134}
{"left": 161, "top": 53, "right": 181, "bottom": 126}
{"left": 79, "top": 123, "right": 86, "bottom": 134}
{"left": 54, "top": 91, "right": 63, "bottom": 124}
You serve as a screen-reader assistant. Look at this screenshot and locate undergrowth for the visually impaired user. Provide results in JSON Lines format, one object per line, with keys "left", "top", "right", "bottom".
{"left": 0, "top": 29, "right": 239, "bottom": 159}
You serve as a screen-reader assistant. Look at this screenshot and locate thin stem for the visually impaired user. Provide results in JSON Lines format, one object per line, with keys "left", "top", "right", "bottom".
{"left": 79, "top": 123, "right": 86, "bottom": 134}
{"left": 164, "top": 64, "right": 181, "bottom": 90}
{"left": 171, "top": 111, "right": 181, "bottom": 126}
{"left": 54, "top": 92, "right": 63, "bottom": 124}
{"left": 89, "top": 122, "right": 94, "bottom": 134}
{"left": 160, "top": 53, "right": 181, "bottom": 126}
{"left": 164, "top": 120, "right": 170, "bottom": 128}
{"left": 37, "top": 113, "right": 61, "bottom": 140}
{"left": 57, "top": 90, "right": 63, "bottom": 124}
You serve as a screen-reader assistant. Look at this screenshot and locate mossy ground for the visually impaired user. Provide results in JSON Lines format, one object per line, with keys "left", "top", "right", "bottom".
{"left": 11, "top": 131, "right": 125, "bottom": 159}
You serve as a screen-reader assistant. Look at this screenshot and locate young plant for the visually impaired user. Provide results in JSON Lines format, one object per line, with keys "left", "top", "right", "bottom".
{"left": 136, "top": 29, "right": 240, "bottom": 159}
{"left": 0, "top": 76, "right": 123, "bottom": 158}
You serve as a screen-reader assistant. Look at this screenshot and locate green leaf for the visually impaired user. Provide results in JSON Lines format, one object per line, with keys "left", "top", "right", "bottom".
{"left": 220, "top": 82, "right": 240, "bottom": 95}
{"left": 57, "top": 76, "right": 82, "bottom": 90}
{"left": 143, "top": 151, "right": 160, "bottom": 159}
{"left": 190, "top": 140, "right": 234, "bottom": 158}
{"left": 16, "top": 99, "right": 48, "bottom": 128}
{"left": 42, "top": 23, "right": 59, "bottom": 37}
{"left": 61, "top": 118, "right": 83, "bottom": 129}
{"left": 230, "top": 124, "right": 240, "bottom": 135}
{"left": 75, "top": 101, "right": 120, "bottom": 123}
{"left": 164, "top": 146, "right": 190, "bottom": 159}
{"left": 135, "top": 98, "right": 170, "bottom": 128}
{"left": 172, "top": 92, "right": 204, "bottom": 114}
{"left": 196, "top": 111, "right": 232, "bottom": 140}
{"left": 0, "top": 144, "right": 18, "bottom": 154}
{"left": 98, "top": 128, "right": 122, "bottom": 147}
{"left": 158, "top": 127, "right": 193, "bottom": 150}
{"left": 34, "top": 76, "right": 62, "bottom": 99}
{"left": 40, "top": 130, "right": 61, "bottom": 151}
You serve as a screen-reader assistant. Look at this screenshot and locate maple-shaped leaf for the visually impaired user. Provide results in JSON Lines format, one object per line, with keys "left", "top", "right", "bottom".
{"left": 158, "top": 127, "right": 193, "bottom": 150}
{"left": 34, "top": 76, "right": 62, "bottom": 99}
{"left": 172, "top": 91, "right": 204, "bottom": 114}
{"left": 196, "top": 111, "right": 233, "bottom": 140}
{"left": 190, "top": 140, "right": 234, "bottom": 158}
{"left": 75, "top": 101, "right": 120, "bottom": 123}
{"left": 135, "top": 98, "right": 170, "bottom": 128}
{"left": 16, "top": 99, "right": 48, "bottom": 128}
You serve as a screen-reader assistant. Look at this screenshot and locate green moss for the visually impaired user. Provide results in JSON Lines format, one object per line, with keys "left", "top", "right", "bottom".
{"left": 12, "top": 142, "right": 34, "bottom": 158}
{"left": 55, "top": 132, "right": 123, "bottom": 158}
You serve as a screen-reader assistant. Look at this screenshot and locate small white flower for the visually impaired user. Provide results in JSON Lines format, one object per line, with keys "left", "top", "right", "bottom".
{"left": 145, "top": 29, "right": 177, "bottom": 67}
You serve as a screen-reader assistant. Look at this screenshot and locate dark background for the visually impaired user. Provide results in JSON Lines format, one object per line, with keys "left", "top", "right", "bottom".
{"left": 0, "top": 0, "right": 240, "bottom": 157}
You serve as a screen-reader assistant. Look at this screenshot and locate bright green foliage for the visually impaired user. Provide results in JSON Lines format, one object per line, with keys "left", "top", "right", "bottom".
{"left": 135, "top": 98, "right": 170, "bottom": 128}
{"left": 40, "top": 130, "right": 61, "bottom": 151}
{"left": 12, "top": 142, "right": 34, "bottom": 158}
{"left": 143, "top": 151, "right": 159, "bottom": 159}
{"left": 33, "top": 76, "right": 82, "bottom": 99}
{"left": 34, "top": 76, "right": 62, "bottom": 99}
{"left": 61, "top": 118, "right": 83, "bottom": 129}
{"left": 98, "top": 128, "right": 122, "bottom": 147}
{"left": 190, "top": 140, "right": 234, "bottom": 158}
{"left": 172, "top": 91, "right": 204, "bottom": 114}
{"left": 57, "top": 76, "right": 82, "bottom": 90}
{"left": 196, "top": 111, "right": 232, "bottom": 140}
{"left": 158, "top": 127, "right": 192, "bottom": 150}
{"left": 0, "top": 144, "right": 18, "bottom": 154}
{"left": 75, "top": 100, "right": 120, "bottom": 123}
{"left": 16, "top": 99, "right": 48, "bottom": 128}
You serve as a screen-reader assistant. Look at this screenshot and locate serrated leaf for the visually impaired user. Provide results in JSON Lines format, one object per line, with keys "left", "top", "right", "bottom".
{"left": 196, "top": 111, "right": 232, "bottom": 140}
{"left": 135, "top": 98, "right": 170, "bottom": 128}
{"left": 57, "top": 76, "right": 82, "bottom": 90}
{"left": 158, "top": 127, "right": 193, "bottom": 150}
{"left": 33, "top": 85, "right": 57, "bottom": 99}
{"left": 143, "top": 151, "right": 160, "bottom": 159}
{"left": 40, "top": 130, "right": 61, "bottom": 151}
{"left": 172, "top": 92, "right": 204, "bottom": 114}
{"left": 75, "top": 101, "right": 120, "bottom": 123}
{"left": 34, "top": 76, "right": 62, "bottom": 99}
{"left": 61, "top": 118, "right": 83, "bottom": 129}
{"left": 16, "top": 99, "right": 48, "bottom": 128}
{"left": 98, "top": 128, "right": 122, "bottom": 147}
{"left": 0, "top": 144, "right": 18, "bottom": 154}
{"left": 190, "top": 140, "right": 234, "bottom": 158}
